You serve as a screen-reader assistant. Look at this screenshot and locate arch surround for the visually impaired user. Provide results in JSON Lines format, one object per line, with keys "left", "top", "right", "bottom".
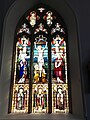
{"left": 0, "top": 0, "right": 84, "bottom": 118}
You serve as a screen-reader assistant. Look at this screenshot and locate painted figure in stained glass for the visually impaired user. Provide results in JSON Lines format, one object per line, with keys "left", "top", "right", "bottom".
{"left": 34, "top": 35, "right": 48, "bottom": 83}
{"left": 52, "top": 84, "right": 68, "bottom": 113}
{"left": 57, "top": 87, "right": 64, "bottom": 110}
{"left": 16, "top": 36, "right": 30, "bottom": 83}
{"left": 12, "top": 84, "right": 29, "bottom": 113}
{"left": 34, "top": 42, "right": 47, "bottom": 64}
{"left": 54, "top": 58, "right": 64, "bottom": 83}
{"left": 26, "top": 11, "right": 39, "bottom": 27}
{"left": 16, "top": 86, "right": 25, "bottom": 110}
{"left": 52, "top": 35, "right": 65, "bottom": 83}
{"left": 33, "top": 84, "right": 48, "bottom": 113}
{"left": 44, "top": 11, "right": 53, "bottom": 26}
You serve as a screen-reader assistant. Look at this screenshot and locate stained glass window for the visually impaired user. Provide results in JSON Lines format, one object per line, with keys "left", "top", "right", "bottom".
{"left": 11, "top": 4, "right": 68, "bottom": 114}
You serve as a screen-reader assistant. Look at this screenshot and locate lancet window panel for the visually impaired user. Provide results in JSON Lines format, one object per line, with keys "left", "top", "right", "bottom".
{"left": 51, "top": 35, "right": 67, "bottom": 84}
{"left": 11, "top": 35, "right": 31, "bottom": 113}
{"left": 14, "top": 36, "right": 31, "bottom": 84}
{"left": 33, "top": 35, "right": 48, "bottom": 84}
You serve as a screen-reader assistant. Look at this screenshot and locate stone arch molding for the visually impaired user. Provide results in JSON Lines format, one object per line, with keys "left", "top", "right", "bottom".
{"left": 0, "top": 0, "right": 84, "bottom": 118}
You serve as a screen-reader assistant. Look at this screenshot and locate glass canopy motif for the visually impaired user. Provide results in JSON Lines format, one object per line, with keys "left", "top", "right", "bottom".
{"left": 11, "top": 5, "right": 68, "bottom": 113}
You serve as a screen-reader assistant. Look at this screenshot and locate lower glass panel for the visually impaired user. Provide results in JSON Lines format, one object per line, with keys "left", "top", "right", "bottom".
{"left": 52, "top": 84, "right": 69, "bottom": 113}
{"left": 11, "top": 84, "right": 29, "bottom": 113}
{"left": 32, "top": 84, "right": 48, "bottom": 113}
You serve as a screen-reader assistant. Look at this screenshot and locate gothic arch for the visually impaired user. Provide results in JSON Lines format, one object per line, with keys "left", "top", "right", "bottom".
{"left": 0, "top": 0, "right": 84, "bottom": 118}
{"left": 10, "top": 3, "right": 68, "bottom": 113}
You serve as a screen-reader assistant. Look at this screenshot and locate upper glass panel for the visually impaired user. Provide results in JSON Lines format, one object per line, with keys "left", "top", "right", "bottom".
{"left": 14, "top": 3, "right": 68, "bottom": 87}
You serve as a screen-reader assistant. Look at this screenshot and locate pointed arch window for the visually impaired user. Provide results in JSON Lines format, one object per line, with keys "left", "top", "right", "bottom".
{"left": 11, "top": 4, "right": 69, "bottom": 113}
